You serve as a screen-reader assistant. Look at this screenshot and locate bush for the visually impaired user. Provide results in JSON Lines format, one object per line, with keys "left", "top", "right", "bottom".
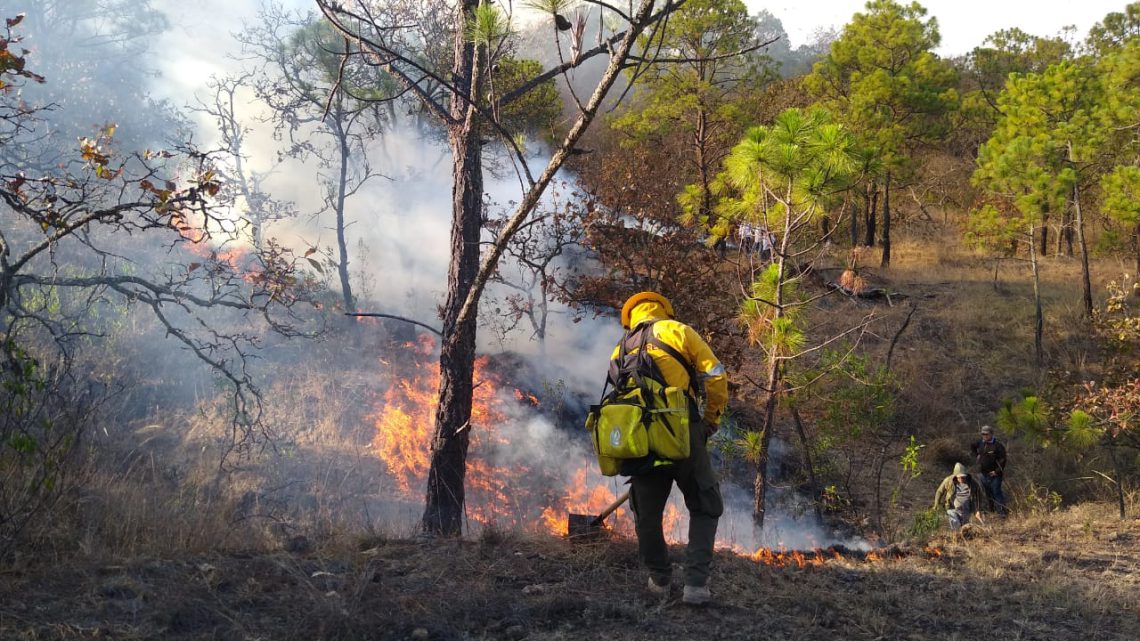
{"left": 907, "top": 506, "right": 942, "bottom": 540}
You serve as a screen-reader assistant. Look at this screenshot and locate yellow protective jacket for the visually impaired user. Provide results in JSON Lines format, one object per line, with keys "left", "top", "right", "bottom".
{"left": 610, "top": 300, "right": 729, "bottom": 426}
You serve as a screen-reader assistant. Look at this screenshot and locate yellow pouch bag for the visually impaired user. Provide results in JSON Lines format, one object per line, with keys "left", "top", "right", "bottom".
{"left": 584, "top": 411, "right": 623, "bottom": 476}
{"left": 595, "top": 388, "right": 650, "bottom": 459}
{"left": 646, "top": 385, "right": 691, "bottom": 460}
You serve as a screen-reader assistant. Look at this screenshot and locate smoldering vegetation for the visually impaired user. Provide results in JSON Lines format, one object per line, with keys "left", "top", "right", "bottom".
{"left": 0, "top": 0, "right": 858, "bottom": 565}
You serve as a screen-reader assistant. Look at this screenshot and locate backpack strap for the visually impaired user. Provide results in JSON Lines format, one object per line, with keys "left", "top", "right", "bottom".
{"left": 645, "top": 335, "right": 701, "bottom": 398}
{"left": 599, "top": 322, "right": 651, "bottom": 402}
{"left": 605, "top": 320, "right": 702, "bottom": 399}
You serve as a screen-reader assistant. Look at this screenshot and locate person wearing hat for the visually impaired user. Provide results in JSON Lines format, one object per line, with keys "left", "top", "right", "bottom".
{"left": 971, "top": 425, "right": 1008, "bottom": 515}
{"left": 933, "top": 463, "right": 984, "bottom": 530}
{"left": 613, "top": 291, "right": 728, "bottom": 605}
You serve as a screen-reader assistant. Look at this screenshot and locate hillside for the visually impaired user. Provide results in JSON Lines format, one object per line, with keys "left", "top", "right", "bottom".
{"left": 4, "top": 3, "right": 1140, "bottom": 640}
{"left": 2, "top": 503, "right": 1136, "bottom": 641}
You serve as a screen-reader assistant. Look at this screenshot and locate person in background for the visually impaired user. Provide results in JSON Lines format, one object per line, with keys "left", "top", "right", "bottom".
{"left": 933, "top": 463, "right": 984, "bottom": 531}
{"left": 971, "top": 425, "right": 1008, "bottom": 515}
{"left": 738, "top": 221, "right": 753, "bottom": 255}
{"left": 755, "top": 225, "right": 771, "bottom": 262}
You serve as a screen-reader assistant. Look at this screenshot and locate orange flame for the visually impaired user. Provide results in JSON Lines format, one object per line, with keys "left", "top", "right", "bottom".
{"left": 749, "top": 547, "right": 830, "bottom": 569}
{"left": 369, "top": 343, "right": 864, "bottom": 552}
{"left": 513, "top": 389, "right": 540, "bottom": 406}
{"left": 540, "top": 469, "right": 628, "bottom": 535}
{"left": 371, "top": 345, "right": 633, "bottom": 533}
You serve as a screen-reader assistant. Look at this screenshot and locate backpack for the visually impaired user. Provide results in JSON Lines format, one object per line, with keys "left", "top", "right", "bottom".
{"left": 585, "top": 320, "right": 701, "bottom": 476}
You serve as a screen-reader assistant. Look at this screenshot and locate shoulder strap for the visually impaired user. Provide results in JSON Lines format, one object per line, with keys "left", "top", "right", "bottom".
{"left": 645, "top": 335, "right": 700, "bottom": 396}
{"left": 600, "top": 319, "right": 706, "bottom": 403}
{"left": 599, "top": 322, "right": 651, "bottom": 401}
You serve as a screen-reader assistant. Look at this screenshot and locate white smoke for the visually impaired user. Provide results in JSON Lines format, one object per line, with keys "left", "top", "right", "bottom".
{"left": 147, "top": 0, "right": 861, "bottom": 550}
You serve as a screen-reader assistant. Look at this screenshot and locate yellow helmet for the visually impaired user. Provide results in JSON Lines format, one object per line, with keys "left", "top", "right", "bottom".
{"left": 620, "top": 291, "right": 674, "bottom": 329}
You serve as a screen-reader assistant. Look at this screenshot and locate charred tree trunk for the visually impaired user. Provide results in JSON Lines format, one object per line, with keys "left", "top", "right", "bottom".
{"left": 421, "top": 130, "right": 482, "bottom": 535}
{"left": 422, "top": 0, "right": 483, "bottom": 536}
{"left": 880, "top": 174, "right": 891, "bottom": 267}
{"left": 864, "top": 181, "right": 878, "bottom": 247}
{"left": 1039, "top": 217, "right": 1049, "bottom": 258}
{"left": 1063, "top": 143, "right": 1091, "bottom": 316}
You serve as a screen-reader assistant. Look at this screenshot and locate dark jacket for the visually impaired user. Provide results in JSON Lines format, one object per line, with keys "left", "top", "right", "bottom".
{"left": 971, "top": 438, "right": 1007, "bottom": 476}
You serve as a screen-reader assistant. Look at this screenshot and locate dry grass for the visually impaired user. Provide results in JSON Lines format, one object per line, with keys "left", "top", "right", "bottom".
{"left": 755, "top": 224, "right": 1137, "bottom": 535}
{"left": 3, "top": 217, "right": 1137, "bottom": 639}
{"left": 1, "top": 505, "right": 1136, "bottom": 641}
{"left": 9, "top": 332, "right": 403, "bottom": 565}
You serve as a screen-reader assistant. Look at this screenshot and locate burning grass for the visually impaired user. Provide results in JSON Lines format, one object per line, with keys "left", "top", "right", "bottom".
{"left": 365, "top": 339, "right": 852, "bottom": 554}
{"left": 367, "top": 339, "right": 634, "bottom": 538}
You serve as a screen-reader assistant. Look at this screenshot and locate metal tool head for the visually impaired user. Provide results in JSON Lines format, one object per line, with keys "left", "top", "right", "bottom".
{"left": 566, "top": 513, "right": 605, "bottom": 539}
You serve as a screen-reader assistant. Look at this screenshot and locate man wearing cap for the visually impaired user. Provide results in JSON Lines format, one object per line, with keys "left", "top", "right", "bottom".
{"left": 971, "top": 425, "right": 1008, "bottom": 515}
{"left": 612, "top": 291, "right": 728, "bottom": 605}
{"left": 933, "top": 463, "right": 984, "bottom": 530}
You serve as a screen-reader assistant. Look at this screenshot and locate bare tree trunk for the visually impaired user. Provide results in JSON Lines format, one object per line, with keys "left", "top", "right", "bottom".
{"left": 1030, "top": 223, "right": 1044, "bottom": 368}
{"left": 754, "top": 217, "right": 790, "bottom": 529}
{"left": 1039, "top": 216, "right": 1049, "bottom": 258}
{"left": 696, "top": 108, "right": 712, "bottom": 223}
{"left": 786, "top": 385, "right": 822, "bottom": 522}
{"left": 753, "top": 354, "right": 779, "bottom": 529}
{"left": 1107, "top": 442, "right": 1126, "bottom": 520}
{"left": 872, "top": 444, "right": 888, "bottom": 536}
{"left": 421, "top": 129, "right": 482, "bottom": 535}
{"left": 850, "top": 197, "right": 859, "bottom": 248}
{"left": 1134, "top": 223, "right": 1140, "bottom": 289}
{"left": 334, "top": 120, "right": 355, "bottom": 312}
{"left": 880, "top": 174, "right": 891, "bottom": 267}
{"left": 1063, "top": 211, "right": 1074, "bottom": 257}
{"left": 422, "top": 0, "right": 482, "bottom": 535}
{"left": 865, "top": 181, "right": 878, "bottom": 247}
{"left": 1072, "top": 174, "right": 1092, "bottom": 318}
{"left": 1056, "top": 213, "right": 1065, "bottom": 257}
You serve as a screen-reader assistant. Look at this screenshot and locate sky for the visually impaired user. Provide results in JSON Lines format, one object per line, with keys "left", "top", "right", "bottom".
{"left": 157, "top": 1, "right": 1132, "bottom": 100}
{"left": 745, "top": 0, "right": 1130, "bottom": 55}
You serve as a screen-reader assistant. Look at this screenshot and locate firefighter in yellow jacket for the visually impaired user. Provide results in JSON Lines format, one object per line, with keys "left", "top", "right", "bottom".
{"left": 614, "top": 291, "right": 728, "bottom": 605}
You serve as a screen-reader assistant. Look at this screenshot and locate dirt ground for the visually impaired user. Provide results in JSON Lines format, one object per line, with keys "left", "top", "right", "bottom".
{"left": 1, "top": 503, "right": 1137, "bottom": 641}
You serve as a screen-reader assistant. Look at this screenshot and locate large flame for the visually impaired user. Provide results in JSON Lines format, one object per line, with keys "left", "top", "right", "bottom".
{"left": 369, "top": 341, "right": 877, "bottom": 568}
{"left": 371, "top": 343, "right": 621, "bottom": 532}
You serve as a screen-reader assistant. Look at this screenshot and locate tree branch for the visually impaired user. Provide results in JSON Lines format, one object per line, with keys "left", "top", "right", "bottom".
{"left": 344, "top": 312, "right": 443, "bottom": 336}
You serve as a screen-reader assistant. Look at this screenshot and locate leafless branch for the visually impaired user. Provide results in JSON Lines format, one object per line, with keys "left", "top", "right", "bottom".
{"left": 344, "top": 312, "right": 443, "bottom": 336}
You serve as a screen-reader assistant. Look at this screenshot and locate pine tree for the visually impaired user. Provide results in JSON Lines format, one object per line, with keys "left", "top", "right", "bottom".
{"left": 805, "top": 0, "right": 958, "bottom": 266}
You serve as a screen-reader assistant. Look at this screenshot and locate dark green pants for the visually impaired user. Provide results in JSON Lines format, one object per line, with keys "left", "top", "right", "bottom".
{"left": 629, "top": 421, "right": 723, "bottom": 587}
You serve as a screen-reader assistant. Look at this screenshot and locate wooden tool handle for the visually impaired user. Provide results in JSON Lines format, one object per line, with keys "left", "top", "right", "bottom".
{"left": 591, "top": 489, "right": 631, "bottom": 525}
